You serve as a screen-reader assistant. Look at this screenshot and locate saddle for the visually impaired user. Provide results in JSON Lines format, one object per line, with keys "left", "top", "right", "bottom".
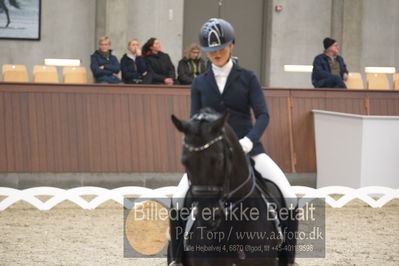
{"left": 168, "top": 159, "right": 288, "bottom": 265}
{"left": 249, "top": 157, "right": 286, "bottom": 209}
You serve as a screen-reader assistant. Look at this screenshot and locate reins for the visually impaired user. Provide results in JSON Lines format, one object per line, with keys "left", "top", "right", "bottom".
{"left": 171, "top": 112, "right": 286, "bottom": 265}
{"left": 171, "top": 114, "right": 268, "bottom": 265}
{"left": 218, "top": 156, "right": 256, "bottom": 215}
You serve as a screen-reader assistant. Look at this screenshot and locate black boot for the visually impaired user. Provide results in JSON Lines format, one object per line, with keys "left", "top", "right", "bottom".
{"left": 278, "top": 207, "right": 299, "bottom": 266}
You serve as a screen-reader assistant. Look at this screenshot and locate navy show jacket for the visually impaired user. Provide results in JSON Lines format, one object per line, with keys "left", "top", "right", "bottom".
{"left": 190, "top": 63, "right": 269, "bottom": 156}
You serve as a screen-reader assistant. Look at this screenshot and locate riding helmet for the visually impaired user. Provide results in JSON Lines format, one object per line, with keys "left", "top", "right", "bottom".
{"left": 198, "top": 18, "right": 235, "bottom": 52}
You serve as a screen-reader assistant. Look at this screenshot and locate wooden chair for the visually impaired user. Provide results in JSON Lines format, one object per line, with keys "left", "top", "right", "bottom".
{"left": 33, "top": 65, "right": 59, "bottom": 83}
{"left": 2, "top": 64, "right": 29, "bottom": 82}
{"left": 393, "top": 73, "right": 399, "bottom": 90}
{"left": 63, "top": 66, "right": 88, "bottom": 84}
{"left": 345, "top": 72, "right": 364, "bottom": 89}
{"left": 366, "top": 73, "right": 389, "bottom": 90}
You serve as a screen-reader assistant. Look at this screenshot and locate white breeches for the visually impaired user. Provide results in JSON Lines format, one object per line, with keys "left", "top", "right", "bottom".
{"left": 173, "top": 153, "right": 297, "bottom": 207}
{"left": 252, "top": 153, "right": 297, "bottom": 207}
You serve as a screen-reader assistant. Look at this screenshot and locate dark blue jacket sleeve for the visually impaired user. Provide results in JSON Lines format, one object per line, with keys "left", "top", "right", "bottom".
{"left": 190, "top": 78, "right": 202, "bottom": 117}
{"left": 246, "top": 73, "right": 269, "bottom": 143}
{"left": 91, "top": 54, "right": 113, "bottom": 77}
{"left": 104, "top": 55, "right": 120, "bottom": 73}
{"left": 313, "top": 55, "right": 334, "bottom": 80}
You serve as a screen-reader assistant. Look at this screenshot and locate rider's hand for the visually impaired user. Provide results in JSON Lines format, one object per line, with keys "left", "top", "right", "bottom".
{"left": 239, "top": 137, "right": 253, "bottom": 153}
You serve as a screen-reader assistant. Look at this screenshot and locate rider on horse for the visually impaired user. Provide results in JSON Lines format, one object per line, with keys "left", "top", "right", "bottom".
{"left": 173, "top": 18, "right": 297, "bottom": 209}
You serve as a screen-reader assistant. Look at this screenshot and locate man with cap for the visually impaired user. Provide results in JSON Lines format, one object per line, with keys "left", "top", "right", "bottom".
{"left": 311, "top": 37, "right": 348, "bottom": 88}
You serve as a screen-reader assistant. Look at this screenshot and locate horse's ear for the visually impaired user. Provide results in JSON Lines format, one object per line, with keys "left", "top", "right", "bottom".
{"left": 210, "top": 112, "right": 229, "bottom": 134}
{"left": 171, "top": 114, "right": 189, "bottom": 133}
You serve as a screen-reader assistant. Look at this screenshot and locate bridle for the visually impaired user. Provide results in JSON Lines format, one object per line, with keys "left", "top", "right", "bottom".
{"left": 181, "top": 132, "right": 283, "bottom": 249}
{"left": 182, "top": 131, "right": 256, "bottom": 215}
{"left": 183, "top": 135, "right": 224, "bottom": 152}
{"left": 170, "top": 115, "right": 284, "bottom": 265}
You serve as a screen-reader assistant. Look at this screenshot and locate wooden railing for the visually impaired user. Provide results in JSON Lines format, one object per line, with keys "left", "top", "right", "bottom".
{"left": 1, "top": 82, "right": 398, "bottom": 173}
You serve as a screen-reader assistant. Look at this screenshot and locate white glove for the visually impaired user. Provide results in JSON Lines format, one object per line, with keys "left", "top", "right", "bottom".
{"left": 239, "top": 137, "right": 253, "bottom": 153}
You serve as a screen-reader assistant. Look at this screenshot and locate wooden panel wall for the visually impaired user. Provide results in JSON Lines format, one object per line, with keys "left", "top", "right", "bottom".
{"left": 263, "top": 89, "right": 293, "bottom": 172}
{"left": 1, "top": 83, "right": 399, "bottom": 173}
{"left": 367, "top": 92, "right": 399, "bottom": 115}
{"left": 0, "top": 84, "right": 190, "bottom": 173}
{"left": 288, "top": 90, "right": 368, "bottom": 172}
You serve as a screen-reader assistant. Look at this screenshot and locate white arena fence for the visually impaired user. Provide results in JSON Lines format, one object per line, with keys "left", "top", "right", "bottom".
{"left": 0, "top": 186, "right": 398, "bottom": 211}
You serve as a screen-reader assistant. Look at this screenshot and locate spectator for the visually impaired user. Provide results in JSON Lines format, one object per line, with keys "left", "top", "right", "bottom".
{"left": 177, "top": 43, "right": 206, "bottom": 85}
{"left": 120, "top": 39, "right": 151, "bottom": 84}
{"left": 90, "top": 36, "right": 122, "bottom": 84}
{"left": 312, "top": 37, "right": 348, "bottom": 88}
{"left": 142, "top": 38, "right": 176, "bottom": 85}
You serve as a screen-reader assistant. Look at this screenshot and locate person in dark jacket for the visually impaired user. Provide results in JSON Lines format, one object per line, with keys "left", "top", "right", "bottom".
{"left": 142, "top": 38, "right": 177, "bottom": 85}
{"left": 312, "top": 37, "right": 349, "bottom": 88}
{"left": 120, "top": 39, "right": 151, "bottom": 84}
{"left": 90, "top": 36, "right": 122, "bottom": 84}
{"left": 177, "top": 43, "right": 206, "bottom": 85}
{"left": 173, "top": 18, "right": 297, "bottom": 208}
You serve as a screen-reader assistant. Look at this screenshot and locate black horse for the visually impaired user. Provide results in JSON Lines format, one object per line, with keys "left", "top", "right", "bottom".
{"left": 0, "top": 0, "right": 20, "bottom": 28}
{"left": 169, "top": 108, "right": 298, "bottom": 266}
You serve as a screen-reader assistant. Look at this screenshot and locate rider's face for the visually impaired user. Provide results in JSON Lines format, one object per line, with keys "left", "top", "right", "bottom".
{"left": 206, "top": 44, "right": 233, "bottom": 67}
{"left": 99, "top": 40, "right": 111, "bottom": 53}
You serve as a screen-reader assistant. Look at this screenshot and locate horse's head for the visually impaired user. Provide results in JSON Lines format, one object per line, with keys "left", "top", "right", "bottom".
{"left": 172, "top": 108, "right": 253, "bottom": 231}
{"left": 171, "top": 108, "right": 232, "bottom": 198}
{"left": 172, "top": 108, "right": 235, "bottom": 230}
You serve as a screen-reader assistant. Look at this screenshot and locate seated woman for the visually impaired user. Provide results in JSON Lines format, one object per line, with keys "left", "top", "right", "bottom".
{"left": 142, "top": 38, "right": 176, "bottom": 85}
{"left": 177, "top": 43, "right": 206, "bottom": 85}
{"left": 90, "top": 36, "right": 122, "bottom": 84}
{"left": 120, "top": 39, "right": 151, "bottom": 84}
